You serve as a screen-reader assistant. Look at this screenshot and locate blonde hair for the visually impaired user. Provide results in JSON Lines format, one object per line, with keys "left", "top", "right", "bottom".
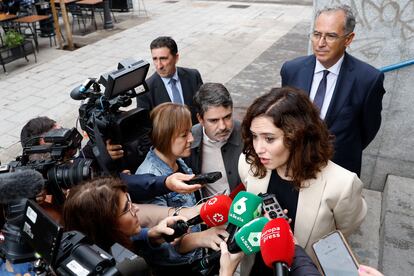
{"left": 151, "top": 103, "right": 192, "bottom": 155}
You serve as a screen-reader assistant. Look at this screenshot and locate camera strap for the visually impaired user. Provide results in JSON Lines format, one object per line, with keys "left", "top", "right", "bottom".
{"left": 92, "top": 119, "right": 117, "bottom": 176}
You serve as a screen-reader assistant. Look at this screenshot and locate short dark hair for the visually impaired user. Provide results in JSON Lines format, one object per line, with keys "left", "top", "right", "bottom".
{"left": 20, "top": 116, "right": 56, "bottom": 147}
{"left": 193, "top": 83, "right": 233, "bottom": 118}
{"left": 241, "top": 87, "right": 334, "bottom": 187}
{"left": 150, "top": 36, "right": 178, "bottom": 56}
{"left": 316, "top": 4, "right": 356, "bottom": 34}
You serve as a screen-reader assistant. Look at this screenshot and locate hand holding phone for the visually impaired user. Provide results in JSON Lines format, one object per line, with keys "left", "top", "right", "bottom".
{"left": 312, "top": 230, "right": 359, "bottom": 276}
{"left": 184, "top": 172, "right": 222, "bottom": 185}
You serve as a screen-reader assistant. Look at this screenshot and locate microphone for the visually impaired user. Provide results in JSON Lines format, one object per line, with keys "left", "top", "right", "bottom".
{"left": 0, "top": 170, "right": 45, "bottom": 204}
{"left": 70, "top": 78, "right": 97, "bottom": 100}
{"left": 162, "top": 195, "right": 232, "bottom": 242}
{"left": 187, "top": 194, "right": 232, "bottom": 227}
{"left": 260, "top": 218, "right": 295, "bottom": 276}
{"left": 226, "top": 191, "right": 263, "bottom": 243}
{"left": 193, "top": 217, "right": 269, "bottom": 270}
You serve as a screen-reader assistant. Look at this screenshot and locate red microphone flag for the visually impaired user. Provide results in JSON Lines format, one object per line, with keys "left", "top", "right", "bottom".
{"left": 200, "top": 194, "right": 232, "bottom": 227}
{"left": 260, "top": 218, "right": 295, "bottom": 268}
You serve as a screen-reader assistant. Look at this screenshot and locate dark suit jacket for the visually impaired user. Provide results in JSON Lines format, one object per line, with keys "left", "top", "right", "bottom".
{"left": 184, "top": 121, "right": 242, "bottom": 195}
{"left": 137, "top": 67, "right": 203, "bottom": 124}
{"left": 280, "top": 52, "right": 386, "bottom": 175}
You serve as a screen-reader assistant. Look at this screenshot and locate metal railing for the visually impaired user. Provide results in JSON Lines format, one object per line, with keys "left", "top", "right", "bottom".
{"left": 380, "top": 59, "right": 414, "bottom": 73}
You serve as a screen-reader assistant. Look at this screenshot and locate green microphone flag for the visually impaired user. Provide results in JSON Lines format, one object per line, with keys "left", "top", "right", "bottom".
{"left": 235, "top": 217, "right": 269, "bottom": 254}
{"left": 228, "top": 191, "right": 263, "bottom": 227}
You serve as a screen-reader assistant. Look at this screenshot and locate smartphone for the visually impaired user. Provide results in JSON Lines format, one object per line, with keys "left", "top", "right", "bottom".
{"left": 312, "top": 230, "right": 359, "bottom": 276}
{"left": 184, "top": 171, "right": 222, "bottom": 185}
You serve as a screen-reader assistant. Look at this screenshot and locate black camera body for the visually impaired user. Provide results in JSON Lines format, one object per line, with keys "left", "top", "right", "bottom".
{"left": 71, "top": 59, "right": 152, "bottom": 173}
{"left": 0, "top": 127, "right": 94, "bottom": 205}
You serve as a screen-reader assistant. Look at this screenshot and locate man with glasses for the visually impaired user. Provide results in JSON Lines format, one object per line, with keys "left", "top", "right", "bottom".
{"left": 280, "top": 5, "right": 385, "bottom": 176}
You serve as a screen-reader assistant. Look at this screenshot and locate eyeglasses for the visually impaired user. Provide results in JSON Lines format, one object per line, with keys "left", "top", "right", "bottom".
{"left": 310, "top": 31, "right": 351, "bottom": 43}
{"left": 119, "top": 193, "right": 136, "bottom": 217}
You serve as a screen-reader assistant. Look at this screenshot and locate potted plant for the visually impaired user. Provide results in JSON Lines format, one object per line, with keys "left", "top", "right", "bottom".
{"left": 4, "top": 30, "right": 25, "bottom": 56}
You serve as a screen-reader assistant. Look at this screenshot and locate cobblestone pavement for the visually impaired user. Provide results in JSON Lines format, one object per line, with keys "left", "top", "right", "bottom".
{"left": 0, "top": 0, "right": 312, "bottom": 161}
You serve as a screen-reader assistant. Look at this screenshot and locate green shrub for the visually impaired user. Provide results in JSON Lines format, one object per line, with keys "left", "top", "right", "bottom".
{"left": 4, "top": 30, "right": 24, "bottom": 48}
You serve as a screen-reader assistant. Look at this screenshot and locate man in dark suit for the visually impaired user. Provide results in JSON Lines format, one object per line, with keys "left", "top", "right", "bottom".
{"left": 280, "top": 5, "right": 385, "bottom": 176}
{"left": 184, "top": 83, "right": 242, "bottom": 198}
{"left": 137, "top": 36, "right": 203, "bottom": 124}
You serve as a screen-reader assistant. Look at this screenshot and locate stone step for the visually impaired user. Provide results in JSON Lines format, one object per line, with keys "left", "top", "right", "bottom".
{"left": 379, "top": 175, "right": 414, "bottom": 275}
{"left": 348, "top": 189, "right": 382, "bottom": 268}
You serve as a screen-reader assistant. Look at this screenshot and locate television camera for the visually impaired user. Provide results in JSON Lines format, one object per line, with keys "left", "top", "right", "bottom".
{"left": 70, "top": 59, "right": 152, "bottom": 173}
{"left": 0, "top": 127, "right": 95, "bottom": 205}
{"left": 0, "top": 128, "right": 95, "bottom": 264}
{"left": 6, "top": 199, "right": 148, "bottom": 275}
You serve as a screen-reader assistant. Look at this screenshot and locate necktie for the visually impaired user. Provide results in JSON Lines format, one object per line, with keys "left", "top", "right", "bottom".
{"left": 169, "top": 78, "right": 183, "bottom": 104}
{"left": 313, "top": 70, "right": 329, "bottom": 110}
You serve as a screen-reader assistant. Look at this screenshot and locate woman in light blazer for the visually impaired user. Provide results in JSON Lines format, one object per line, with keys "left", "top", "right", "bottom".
{"left": 238, "top": 87, "right": 367, "bottom": 275}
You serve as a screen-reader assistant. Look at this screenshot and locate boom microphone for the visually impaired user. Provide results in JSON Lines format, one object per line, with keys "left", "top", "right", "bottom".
{"left": 260, "top": 218, "right": 295, "bottom": 276}
{"left": 193, "top": 217, "right": 269, "bottom": 271}
{"left": 0, "top": 170, "right": 45, "bottom": 204}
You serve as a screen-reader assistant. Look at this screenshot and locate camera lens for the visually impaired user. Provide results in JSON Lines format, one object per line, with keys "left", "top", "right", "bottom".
{"left": 47, "top": 159, "right": 94, "bottom": 189}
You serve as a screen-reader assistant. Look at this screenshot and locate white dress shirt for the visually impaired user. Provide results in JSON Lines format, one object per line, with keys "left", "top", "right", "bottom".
{"left": 160, "top": 71, "right": 184, "bottom": 103}
{"left": 309, "top": 55, "right": 344, "bottom": 119}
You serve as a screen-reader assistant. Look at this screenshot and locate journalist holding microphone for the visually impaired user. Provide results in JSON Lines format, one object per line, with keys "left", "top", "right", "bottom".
{"left": 238, "top": 87, "right": 367, "bottom": 274}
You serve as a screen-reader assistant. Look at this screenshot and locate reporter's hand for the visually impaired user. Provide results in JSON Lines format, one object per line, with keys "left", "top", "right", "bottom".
{"left": 358, "top": 265, "right": 384, "bottom": 276}
{"left": 106, "top": 139, "right": 124, "bottom": 160}
{"left": 148, "top": 215, "right": 188, "bottom": 245}
{"left": 219, "top": 241, "right": 244, "bottom": 276}
{"left": 165, "top": 173, "right": 202, "bottom": 194}
{"left": 179, "top": 225, "right": 229, "bottom": 253}
{"left": 199, "top": 225, "right": 229, "bottom": 251}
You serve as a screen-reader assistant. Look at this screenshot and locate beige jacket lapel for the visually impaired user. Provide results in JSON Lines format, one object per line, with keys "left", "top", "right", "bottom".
{"left": 294, "top": 172, "right": 327, "bottom": 249}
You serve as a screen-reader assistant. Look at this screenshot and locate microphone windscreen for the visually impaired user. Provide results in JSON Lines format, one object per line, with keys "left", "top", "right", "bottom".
{"left": 0, "top": 170, "right": 45, "bottom": 204}
{"left": 200, "top": 195, "right": 232, "bottom": 227}
{"left": 260, "top": 218, "right": 295, "bottom": 268}
{"left": 228, "top": 191, "right": 263, "bottom": 227}
{"left": 234, "top": 217, "right": 269, "bottom": 255}
{"left": 229, "top": 183, "right": 246, "bottom": 200}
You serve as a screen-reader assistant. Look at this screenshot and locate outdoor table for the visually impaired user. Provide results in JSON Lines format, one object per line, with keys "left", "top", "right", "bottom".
{"left": 14, "top": 15, "right": 50, "bottom": 52}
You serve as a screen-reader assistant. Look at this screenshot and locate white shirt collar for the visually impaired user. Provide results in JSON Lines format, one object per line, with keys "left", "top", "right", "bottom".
{"left": 161, "top": 70, "right": 179, "bottom": 83}
{"left": 314, "top": 54, "right": 344, "bottom": 76}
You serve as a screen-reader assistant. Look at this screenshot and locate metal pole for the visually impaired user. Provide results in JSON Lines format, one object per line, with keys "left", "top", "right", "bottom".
{"left": 103, "top": 0, "right": 114, "bottom": 29}
{"left": 380, "top": 59, "right": 414, "bottom": 73}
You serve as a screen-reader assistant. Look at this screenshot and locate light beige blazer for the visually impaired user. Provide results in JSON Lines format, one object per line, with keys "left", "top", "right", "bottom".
{"left": 238, "top": 153, "right": 367, "bottom": 272}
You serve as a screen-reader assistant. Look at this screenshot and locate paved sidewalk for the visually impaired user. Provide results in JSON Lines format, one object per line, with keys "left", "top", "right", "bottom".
{"left": 0, "top": 0, "right": 312, "bottom": 162}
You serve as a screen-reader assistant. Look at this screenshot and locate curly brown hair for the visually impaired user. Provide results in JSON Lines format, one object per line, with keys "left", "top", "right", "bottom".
{"left": 241, "top": 87, "right": 334, "bottom": 187}
{"left": 63, "top": 177, "right": 132, "bottom": 251}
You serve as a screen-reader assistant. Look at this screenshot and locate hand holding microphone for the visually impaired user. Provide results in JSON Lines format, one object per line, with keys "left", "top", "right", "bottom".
{"left": 162, "top": 195, "right": 232, "bottom": 242}
{"left": 193, "top": 217, "right": 269, "bottom": 271}
{"left": 219, "top": 241, "right": 244, "bottom": 276}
